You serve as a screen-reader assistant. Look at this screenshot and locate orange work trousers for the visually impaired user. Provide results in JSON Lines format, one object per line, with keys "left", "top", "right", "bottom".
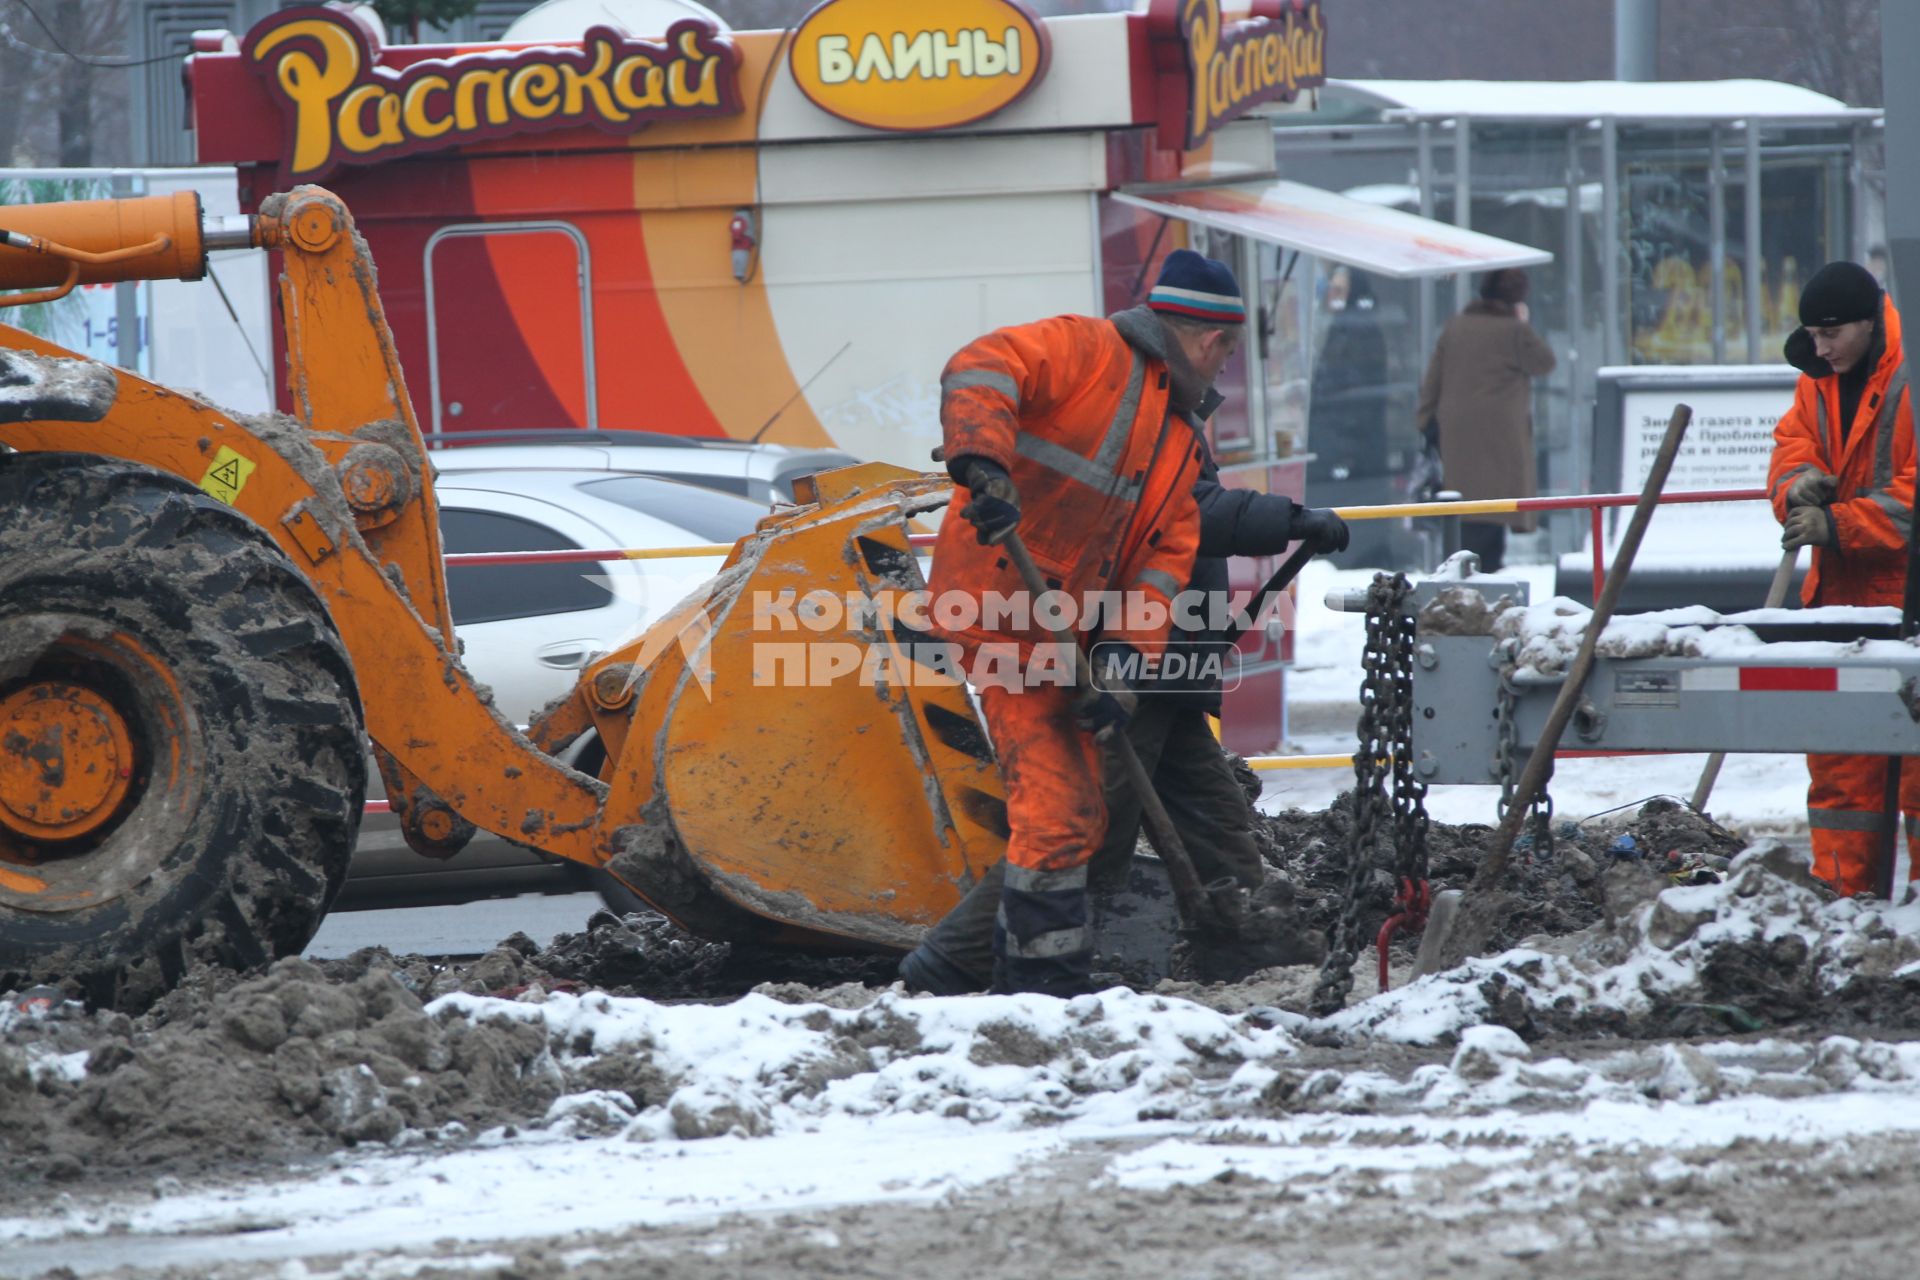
{"left": 977, "top": 681, "right": 1106, "bottom": 872}
{"left": 1807, "top": 752, "right": 1920, "bottom": 895}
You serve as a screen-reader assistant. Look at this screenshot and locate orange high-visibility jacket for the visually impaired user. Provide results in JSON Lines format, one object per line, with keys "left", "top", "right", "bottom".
{"left": 1768, "top": 299, "right": 1914, "bottom": 606}
{"left": 928, "top": 310, "right": 1205, "bottom": 656}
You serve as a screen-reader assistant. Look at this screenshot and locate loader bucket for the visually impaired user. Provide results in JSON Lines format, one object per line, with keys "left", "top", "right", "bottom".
{"left": 593, "top": 466, "right": 1008, "bottom": 952}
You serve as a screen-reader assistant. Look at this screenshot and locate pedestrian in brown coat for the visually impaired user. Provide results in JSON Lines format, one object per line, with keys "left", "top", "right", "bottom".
{"left": 1415, "top": 268, "right": 1557, "bottom": 570}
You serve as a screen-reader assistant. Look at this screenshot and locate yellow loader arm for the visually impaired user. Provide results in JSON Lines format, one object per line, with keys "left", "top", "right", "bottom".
{"left": 0, "top": 188, "right": 1002, "bottom": 994}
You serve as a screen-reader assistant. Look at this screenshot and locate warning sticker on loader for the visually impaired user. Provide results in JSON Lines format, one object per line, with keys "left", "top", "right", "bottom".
{"left": 199, "top": 446, "right": 256, "bottom": 506}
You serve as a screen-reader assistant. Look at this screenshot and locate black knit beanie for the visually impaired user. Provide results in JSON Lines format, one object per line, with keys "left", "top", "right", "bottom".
{"left": 1799, "top": 261, "right": 1881, "bottom": 327}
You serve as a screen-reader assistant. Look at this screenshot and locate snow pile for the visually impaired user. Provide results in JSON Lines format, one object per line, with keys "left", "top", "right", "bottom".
{"left": 432, "top": 985, "right": 1300, "bottom": 1141}
{"left": 1495, "top": 596, "right": 1718, "bottom": 674}
{"left": 0, "top": 970, "right": 1302, "bottom": 1182}
{"left": 1493, "top": 596, "right": 1920, "bottom": 677}
{"left": 12, "top": 846, "right": 1915, "bottom": 1183}
{"left": 1319, "top": 841, "right": 1920, "bottom": 1044}
{"left": 1249, "top": 1024, "right": 1920, "bottom": 1122}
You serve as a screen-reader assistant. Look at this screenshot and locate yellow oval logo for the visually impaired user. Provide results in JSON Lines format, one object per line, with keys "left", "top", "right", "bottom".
{"left": 788, "top": 0, "right": 1050, "bottom": 133}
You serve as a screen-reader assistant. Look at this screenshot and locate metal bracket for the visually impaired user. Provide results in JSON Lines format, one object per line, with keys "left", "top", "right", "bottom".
{"left": 282, "top": 505, "right": 336, "bottom": 564}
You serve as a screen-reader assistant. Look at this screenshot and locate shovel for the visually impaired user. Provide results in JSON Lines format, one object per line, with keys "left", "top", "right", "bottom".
{"left": 996, "top": 527, "right": 1310, "bottom": 980}
{"left": 1689, "top": 547, "right": 1799, "bottom": 811}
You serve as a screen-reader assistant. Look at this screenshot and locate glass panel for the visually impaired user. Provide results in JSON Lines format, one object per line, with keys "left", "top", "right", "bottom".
{"left": 1305, "top": 259, "right": 1408, "bottom": 481}
{"left": 0, "top": 173, "right": 147, "bottom": 373}
{"left": 1743, "top": 156, "right": 1833, "bottom": 358}
{"left": 1625, "top": 152, "right": 1717, "bottom": 365}
{"left": 1257, "top": 241, "right": 1314, "bottom": 464}
{"left": 439, "top": 508, "right": 612, "bottom": 626}
{"left": 1095, "top": 200, "right": 1262, "bottom": 456}
{"left": 428, "top": 227, "right": 591, "bottom": 433}
{"left": 578, "top": 475, "right": 769, "bottom": 542}
{"left": 1179, "top": 222, "right": 1254, "bottom": 455}
{"left": 1622, "top": 125, "right": 1847, "bottom": 367}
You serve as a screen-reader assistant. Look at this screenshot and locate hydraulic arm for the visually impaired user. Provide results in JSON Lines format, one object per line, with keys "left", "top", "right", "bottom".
{"left": 0, "top": 187, "right": 1004, "bottom": 972}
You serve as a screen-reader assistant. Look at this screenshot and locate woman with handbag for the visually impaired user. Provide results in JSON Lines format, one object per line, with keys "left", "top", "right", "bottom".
{"left": 1414, "top": 268, "right": 1556, "bottom": 570}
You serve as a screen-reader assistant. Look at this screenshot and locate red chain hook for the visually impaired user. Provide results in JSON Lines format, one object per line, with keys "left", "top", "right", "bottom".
{"left": 1376, "top": 877, "right": 1432, "bottom": 992}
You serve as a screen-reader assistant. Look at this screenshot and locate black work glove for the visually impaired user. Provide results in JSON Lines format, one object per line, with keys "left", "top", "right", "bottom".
{"left": 1077, "top": 645, "right": 1140, "bottom": 736}
{"left": 1781, "top": 504, "right": 1838, "bottom": 551}
{"left": 1292, "top": 506, "right": 1350, "bottom": 555}
{"left": 956, "top": 457, "right": 1021, "bottom": 546}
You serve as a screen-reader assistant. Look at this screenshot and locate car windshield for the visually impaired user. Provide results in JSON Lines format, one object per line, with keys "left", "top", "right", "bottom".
{"left": 578, "top": 475, "right": 767, "bottom": 542}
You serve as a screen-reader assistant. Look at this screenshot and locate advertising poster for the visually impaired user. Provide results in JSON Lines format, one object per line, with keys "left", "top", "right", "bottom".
{"left": 1598, "top": 368, "right": 1798, "bottom": 569}
{"left": 1627, "top": 160, "right": 1830, "bottom": 366}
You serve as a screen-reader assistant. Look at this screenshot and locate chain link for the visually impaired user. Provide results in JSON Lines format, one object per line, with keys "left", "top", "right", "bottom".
{"left": 1494, "top": 663, "right": 1519, "bottom": 820}
{"left": 1386, "top": 600, "right": 1430, "bottom": 884}
{"left": 1310, "top": 572, "right": 1431, "bottom": 1016}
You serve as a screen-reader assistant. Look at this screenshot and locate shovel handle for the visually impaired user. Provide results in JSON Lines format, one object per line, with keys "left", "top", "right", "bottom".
{"left": 1220, "top": 541, "right": 1317, "bottom": 646}
{"left": 1689, "top": 548, "right": 1798, "bottom": 811}
{"left": 997, "top": 531, "right": 1217, "bottom": 929}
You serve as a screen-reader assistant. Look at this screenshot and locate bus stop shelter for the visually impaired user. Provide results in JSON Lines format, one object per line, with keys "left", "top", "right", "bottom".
{"left": 1269, "top": 78, "right": 1882, "bottom": 550}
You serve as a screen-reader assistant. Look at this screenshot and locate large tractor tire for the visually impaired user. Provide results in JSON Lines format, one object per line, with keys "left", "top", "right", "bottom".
{"left": 0, "top": 453, "right": 365, "bottom": 1007}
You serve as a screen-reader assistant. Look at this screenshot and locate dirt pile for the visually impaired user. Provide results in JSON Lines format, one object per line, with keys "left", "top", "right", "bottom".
{"left": 526, "top": 911, "right": 899, "bottom": 997}
{"left": 1253, "top": 792, "right": 1748, "bottom": 963}
{"left": 5, "top": 787, "right": 1910, "bottom": 1197}
{"left": 0, "top": 913, "right": 904, "bottom": 1185}
{"left": 0, "top": 966, "right": 1283, "bottom": 1189}
{"left": 0, "top": 951, "right": 643, "bottom": 1183}
{"left": 4, "top": 842, "right": 1918, "bottom": 1211}
{"left": 1310, "top": 838, "right": 1920, "bottom": 1043}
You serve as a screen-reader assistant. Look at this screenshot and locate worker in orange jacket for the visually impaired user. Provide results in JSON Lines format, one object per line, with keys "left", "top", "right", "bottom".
{"left": 912, "top": 249, "right": 1244, "bottom": 996}
{"left": 1767, "top": 260, "right": 1920, "bottom": 895}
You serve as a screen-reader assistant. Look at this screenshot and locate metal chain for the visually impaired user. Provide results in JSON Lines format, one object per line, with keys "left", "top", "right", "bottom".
{"left": 1494, "top": 665, "right": 1520, "bottom": 819}
{"left": 1311, "top": 572, "right": 1430, "bottom": 1016}
{"left": 1386, "top": 602, "right": 1431, "bottom": 884}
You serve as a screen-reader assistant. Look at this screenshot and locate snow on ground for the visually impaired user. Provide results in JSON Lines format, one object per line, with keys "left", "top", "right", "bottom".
{"left": 10, "top": 557, "right": 1918, "bottom": 1279}
{"left": 3, "top": 1121, "right": 1065, "bottom": 1273}
{"left": 1262, "top": 746, "right": 1811, "bottom": 834}
{"left": 8, "top": 916, "right": 1920, "bottom": 1278}
{"left": 9, "top": 844, "right": 1920, "bottom": 1275}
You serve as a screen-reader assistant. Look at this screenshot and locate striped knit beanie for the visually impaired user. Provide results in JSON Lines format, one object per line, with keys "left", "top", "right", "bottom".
{"left": 1147, "top": 249, "right": 1245, "bottom": 324}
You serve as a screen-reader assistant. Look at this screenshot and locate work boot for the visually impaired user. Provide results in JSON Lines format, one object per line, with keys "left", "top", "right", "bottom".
{"left": 897, "top": 865, "right": 1002, "bottom": 994}
{"left": 991, "top": 863, "right": 1094, "bottom": 997}
{"left": 897, "top": 942, "right": 984, "bottom": 995}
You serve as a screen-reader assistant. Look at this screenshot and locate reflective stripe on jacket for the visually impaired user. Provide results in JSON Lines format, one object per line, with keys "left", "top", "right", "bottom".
{"left": 929, "top": 309, "right": 1204, "bottom": 656}
{"left": 1768, "top": 298, "right": 1914, "bottom": 606}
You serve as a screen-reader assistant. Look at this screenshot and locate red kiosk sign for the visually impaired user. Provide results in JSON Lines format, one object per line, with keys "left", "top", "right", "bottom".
{"left": 243, "top": 7, "right": 745, "bottom": 182}
{"left": 1146, "top": 0, "right": 1327, "bottom": 151}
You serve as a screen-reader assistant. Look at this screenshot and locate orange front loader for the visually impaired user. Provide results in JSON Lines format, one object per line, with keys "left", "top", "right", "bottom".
{"left": 0, "top": 187, "right": 1006, "bottom": 1002}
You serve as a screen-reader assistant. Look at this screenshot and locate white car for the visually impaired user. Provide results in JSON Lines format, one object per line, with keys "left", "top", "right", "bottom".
{"left": 340, "top": 454, "right": 798, "bottom": 905}
{"left": 435, "top": 465, "right": 768, "bottom": 724}
{"left": 422, "top": 431, "right": 857, "bottom": 505}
